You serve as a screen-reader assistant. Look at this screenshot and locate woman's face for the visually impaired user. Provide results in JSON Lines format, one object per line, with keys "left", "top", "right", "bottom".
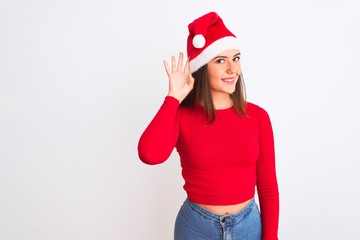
{"left": 207, "top": 49, "right": 241, "bottom": 97}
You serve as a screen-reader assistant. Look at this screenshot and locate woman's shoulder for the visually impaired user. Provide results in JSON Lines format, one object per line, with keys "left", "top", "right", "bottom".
{"left": 246, "top": 101, "right": 265, "bottom": 112}
{"left": 246, "top": 102, "right": 270, "bottom": 119}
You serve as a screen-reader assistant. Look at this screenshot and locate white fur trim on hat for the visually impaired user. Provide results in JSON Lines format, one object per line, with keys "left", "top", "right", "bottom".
{"left": 189, "top": 36, "right": 240, "bottom": 73}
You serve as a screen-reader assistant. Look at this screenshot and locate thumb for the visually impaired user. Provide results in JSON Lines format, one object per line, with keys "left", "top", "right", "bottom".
{"left": 188, "top": 73, "right": 195, "bottom": 84}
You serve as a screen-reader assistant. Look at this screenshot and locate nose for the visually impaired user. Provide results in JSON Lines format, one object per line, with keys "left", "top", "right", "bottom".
{"left": 226, "top": 61, "right": 238, "bottom": 74}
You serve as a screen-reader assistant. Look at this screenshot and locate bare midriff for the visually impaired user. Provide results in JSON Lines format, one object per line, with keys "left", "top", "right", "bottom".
{"left": 197, "top": 198, "right": 253, "bottom": 215}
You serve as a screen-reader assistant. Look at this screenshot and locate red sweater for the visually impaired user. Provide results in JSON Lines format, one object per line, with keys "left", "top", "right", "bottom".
{"left": 138, "top": 96, "right": 279, "bottom": 239}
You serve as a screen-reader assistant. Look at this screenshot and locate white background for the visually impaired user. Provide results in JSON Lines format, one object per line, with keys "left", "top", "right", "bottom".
{"left": 1, "top": 0, "right": 359, "bottom": 239}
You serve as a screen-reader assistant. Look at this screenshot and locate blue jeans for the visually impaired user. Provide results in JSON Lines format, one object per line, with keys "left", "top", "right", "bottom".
{"left": 174, "top": 198, "right": 261, "bottom": 240}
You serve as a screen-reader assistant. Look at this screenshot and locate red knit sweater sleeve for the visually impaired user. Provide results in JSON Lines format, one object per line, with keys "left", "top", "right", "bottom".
{"left": 256, "top": 107, "right": 279, "bottom": 240}
{"left": 137, "top": 96, "right": 180, "bottom": 165}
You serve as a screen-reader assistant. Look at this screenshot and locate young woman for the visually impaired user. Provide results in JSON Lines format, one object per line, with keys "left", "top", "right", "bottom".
{"left": 138, "top": 12, "right": 279, "bottom": 240}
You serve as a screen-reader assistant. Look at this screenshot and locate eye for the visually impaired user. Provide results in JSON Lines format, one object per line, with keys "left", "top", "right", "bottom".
{"left": 233, "top": 56, "right": 240, "bottom": 62}
{"left": 215, "top": 58, "right": 225, "bottom": 64}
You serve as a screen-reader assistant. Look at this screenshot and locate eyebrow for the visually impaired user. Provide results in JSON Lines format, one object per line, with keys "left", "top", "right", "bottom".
{"left": 213, "top": 52, "right": 241, "bottom": 60}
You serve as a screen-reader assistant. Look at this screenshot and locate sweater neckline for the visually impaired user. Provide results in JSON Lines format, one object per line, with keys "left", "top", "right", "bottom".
{"left": 194, "top": 103, "right": 234, "bottom": 112}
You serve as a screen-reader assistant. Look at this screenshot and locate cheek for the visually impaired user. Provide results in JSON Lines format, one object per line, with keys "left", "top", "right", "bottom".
{"left": 208, "top": 76, "right": 218, "bottom": 89}
{"left": 232, "top": 62, "right": 241, "bottom": 72}
{"left": 207, "top": 69, "right": 222, "bottom": 86}
{"left": 208, "top": 66, "right": 224, "bottom": 79}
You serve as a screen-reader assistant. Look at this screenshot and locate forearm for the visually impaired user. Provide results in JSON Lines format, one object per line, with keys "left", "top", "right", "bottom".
{"left": 256, "top": 106, "right": 279, "bottom": 239}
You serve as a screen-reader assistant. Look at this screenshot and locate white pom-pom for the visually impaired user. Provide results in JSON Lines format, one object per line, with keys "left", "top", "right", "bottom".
{"left": 192, "top": 34, "right": 206, "bottom": 49}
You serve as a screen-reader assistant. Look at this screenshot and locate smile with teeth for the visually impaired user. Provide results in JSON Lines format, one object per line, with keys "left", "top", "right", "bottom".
{"left": 222, "top": 78, "right": 236, "bottom": 85}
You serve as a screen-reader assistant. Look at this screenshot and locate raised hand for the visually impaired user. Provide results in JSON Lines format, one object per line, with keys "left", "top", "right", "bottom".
{"left": 163, "top": 52, "right": 195, "bottom": 103}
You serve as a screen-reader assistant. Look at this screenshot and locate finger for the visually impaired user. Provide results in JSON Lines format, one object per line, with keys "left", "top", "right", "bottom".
{"left": 171, "top": 55, "right": 176, "bottom": 72}
{"left": 189, "top": 73, "right": 195, "bottom": 84}
{"left": 187, "top": 71, "right": 194, "bottom": 84}
{"left": 177, "top": 52, "right": 183, "bottom": 72}
{"left": 185, "top": 60, "right": 195, "bottom": 84}
{"left": 183, "top": 57, "right": 190, "bottom": 75}
{"left": 163, "top": 60, "right": 170, "bottom": 77}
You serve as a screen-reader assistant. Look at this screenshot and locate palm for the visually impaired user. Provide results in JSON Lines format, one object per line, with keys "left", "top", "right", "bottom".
{"left": 163, "top": 52, "right": 195, "bottom": 103}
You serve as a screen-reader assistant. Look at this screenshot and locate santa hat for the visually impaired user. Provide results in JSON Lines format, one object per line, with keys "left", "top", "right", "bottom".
{"left": 187, "top": 12, "right": 240, "bottom": 73}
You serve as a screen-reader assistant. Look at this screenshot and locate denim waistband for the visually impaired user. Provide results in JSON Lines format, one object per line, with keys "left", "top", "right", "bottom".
{"left": 184, "top": 198, "right": 256, "bottom": 225}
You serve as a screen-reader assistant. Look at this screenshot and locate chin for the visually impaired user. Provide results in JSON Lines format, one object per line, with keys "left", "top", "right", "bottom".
{"left": 226, "top": 88, "right": 236, "bottom": 95}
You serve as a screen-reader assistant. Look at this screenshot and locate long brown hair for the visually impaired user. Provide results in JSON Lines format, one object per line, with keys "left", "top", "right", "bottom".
{"left": 180, "top": 64, "right": 247, "bottom": 123}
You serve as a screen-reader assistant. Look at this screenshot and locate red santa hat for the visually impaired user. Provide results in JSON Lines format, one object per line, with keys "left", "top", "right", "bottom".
{"left": 187, "top": 12, "right": 240, "bottom": 73}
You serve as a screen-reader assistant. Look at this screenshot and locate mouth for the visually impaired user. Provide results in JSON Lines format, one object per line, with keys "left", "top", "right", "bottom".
{"left": 222, "top": 77, "right": 236, "bottom": 85}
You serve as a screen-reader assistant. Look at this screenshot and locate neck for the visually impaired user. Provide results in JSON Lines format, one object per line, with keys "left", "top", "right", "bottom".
{"left": 212, "top": 93, "right": 233, "bottom": 109}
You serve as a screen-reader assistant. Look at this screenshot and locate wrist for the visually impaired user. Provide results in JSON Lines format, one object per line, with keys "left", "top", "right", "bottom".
{"left": 167, "top": 92, "right": 183, "bottom": 103}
